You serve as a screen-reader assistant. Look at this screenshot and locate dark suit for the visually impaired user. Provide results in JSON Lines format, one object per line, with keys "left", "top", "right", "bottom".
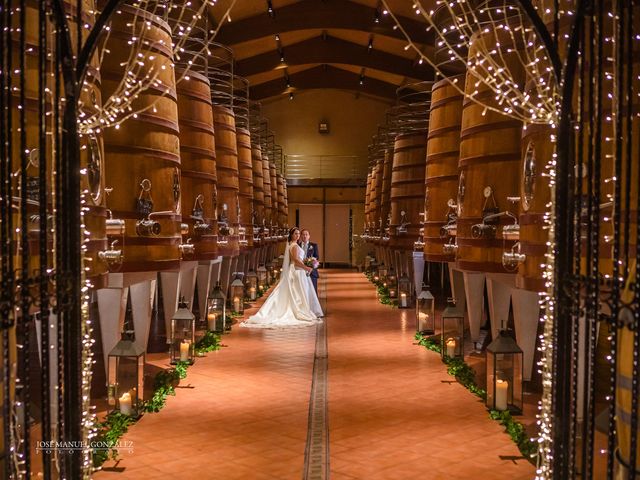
{"left": 299, "top": 241, "right": 320, "bottom": 293}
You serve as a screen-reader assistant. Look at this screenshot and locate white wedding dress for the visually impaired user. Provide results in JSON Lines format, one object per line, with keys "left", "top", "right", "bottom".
{"left": 240, "top": 242, "right": 324, "bottom": 329}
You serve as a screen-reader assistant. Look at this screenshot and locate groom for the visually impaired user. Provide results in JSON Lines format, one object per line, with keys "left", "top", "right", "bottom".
{"left": 299, "top": 229, "right": 319, "bottom": 294}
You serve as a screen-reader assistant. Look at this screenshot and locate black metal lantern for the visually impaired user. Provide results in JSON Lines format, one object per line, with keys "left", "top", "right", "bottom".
{"left": 108, "top": 331, "right": 145, "bottom": 417}
{"left": 416, "top": 285, "right": 435, "bottom": 334}
{"left": 206, "top": 281, "right": 226, "bottom": 332}
{"left": 397, "top": 273, "right": 411, "bottom": 308}
{"left": 387, "top": 268, "right": 398, "bottom": 298}
{"left": 170, "top": 298, "right": 196, "bottom": 365}
{"left": 257, "top": 264, "right": 267, "bottom": 291}
{"left": 377, "top": 263, "right": 388, "bottom": 281}
{"left": 486, "top": 330, "right": 524, "bottom": 414}
{"left": 230, "top": 274, "right": 245, "bottom": 313}
{"left": 266, "top": 261, "right": 275, "bottom": 285}
{"left": 245, "top": 269, "right": 258, "bottom": 300}
{"left": 370, "top": 259, "right": 378, "bottom": 277}
{"left": 441, "top": 299, "right": 464, "bottom": 359}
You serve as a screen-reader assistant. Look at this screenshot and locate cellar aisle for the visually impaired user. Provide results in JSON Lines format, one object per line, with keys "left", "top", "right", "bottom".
{"left": 94, "top": 270, "right": 534, "bottom": 480}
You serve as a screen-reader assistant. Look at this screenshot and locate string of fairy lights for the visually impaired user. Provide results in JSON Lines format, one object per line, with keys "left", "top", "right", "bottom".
{"left": 378, "top": 1, "right": 561, "bottom": 478}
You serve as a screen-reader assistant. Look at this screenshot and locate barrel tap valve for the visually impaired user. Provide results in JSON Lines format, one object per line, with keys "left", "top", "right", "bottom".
{"left": 502, "top": 242, "right": 525, "bottom": 271}
{"left": 179, "top": 238, "right": 195, "bottom": 258}
{"left": 99, "top": 239, "right": 124, "bottom": 267}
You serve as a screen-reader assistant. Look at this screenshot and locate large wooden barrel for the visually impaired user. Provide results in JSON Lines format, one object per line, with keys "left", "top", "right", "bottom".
{"left": 455, "top": 28, "right": 524, "bottom": 273}
{"left": 213, "top": 105, "right": 240, "bottom": 257}
{"left": 389, "top": 132, "right": 428, "bottom": 251}
{"left": 379, "top": 147, "right": 394, "bottom": 238}
{"left": 276, "top": 173, "right": 287, "bottom": 228}
{"left": 102, "top": 6, "right": 182, "bottom": 272}
{"left": 282, "top": 178, "right": 289, "bottom": 228}
{"left": 269, "top": 162, "right": 279, "bottom": 229}
{"left": 372, "top": 158, "right": 384, "bottom": 241}
{"left": 176, "top": 69, "right": 218, "bottom": 260}
{"left": 251, "top": 142, "right": 265, "bottom": 231}
{"left": 262, "top": 154, "right": 273, "bottom": 230}
{"left": 365, "top": 170, "right": 373, "bottom": 232}
{"left": 369, "top": 162, "right": 380, "bottom": 236}
{"left": 424, "top": 76, "right": 464, "bottom": 263}
{"left": 237, "top": 127, "right": 254, "bottom": 248}
{"left": 515, "top": 122, "right": 552, "bottom": 291}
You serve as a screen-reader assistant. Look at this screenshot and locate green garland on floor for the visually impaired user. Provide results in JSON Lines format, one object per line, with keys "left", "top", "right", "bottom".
{"left": 414, "top": 332, "right": 537, "bottom": 462}
{"left": 93, "top": 332, "right": 226, "bottom": 469}
{"left": 364, "top": 272, "right": 398, "bottom": 307}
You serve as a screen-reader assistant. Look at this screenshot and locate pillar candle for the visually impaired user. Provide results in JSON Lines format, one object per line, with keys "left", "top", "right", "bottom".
{"left": 249, "top": 287, "right": 256, "bottom": 300}
{"left": 233, "top": 297, "right": 241, "bottom": 312}
{"left": 400, "top": 293, "right": 407, "bottom": 307}
{"left": 446, "top": 338, "right": 456, "bottom": 357}
{"left": 180, "top": 340, "right": 190, "bottom": 362}
{"left": 207, "top": 313, "right": 217, "bottom": 331}
{"left": 418, "top": 312, "right": 428, "bottom": 329}
{"left": 119, "top": 392, "right": 132, "bottom": 416}
{"left": 495, "top": 379, "right": 509, "bottom": 411}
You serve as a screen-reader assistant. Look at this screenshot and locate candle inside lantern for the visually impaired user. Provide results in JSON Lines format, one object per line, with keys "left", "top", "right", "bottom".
{"left": 207, "top": 313, "right": 217, "bottom": 331}
{"left": 400, "top": 293, "right": 407, "bottom": 307}
{"left": 119, "top": 392, "right": 132, "bottom": 416}
{"left": 180, "top": 340, "right": 190, "bottom": 362}
{"left": 495, "top": 379, "right": 509, "bottom": 411}
{"left": 233, "top": 296, "right": 241, "bottom": 312}
{"left": 446, "top": 338, "right": 456, "bottom": 358}
{"left": 249, "top": 287, "right": 256, "bottom": 300}
{"left": 418, "top": 312, "right": 428, "bottom": 329}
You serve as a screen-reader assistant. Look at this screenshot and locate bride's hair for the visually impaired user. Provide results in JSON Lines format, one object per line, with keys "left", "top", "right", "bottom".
{"left": 288, "top": 227, "right": 300, "bottom": 242}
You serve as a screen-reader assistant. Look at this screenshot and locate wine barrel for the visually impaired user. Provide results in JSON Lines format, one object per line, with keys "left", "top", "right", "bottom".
{"left": 262, "top": 153, "right": 273, "bottom": 231}
{"left": 379, "top": 147, "right": 394, "bottom": 238}
{"left": 269, "top": 162, "right": 278, "bottom": 228}
{"left": 369, "top": 162, "right": 380, "bottom": 236}
{"left": 282, "top": 178, "right": 289, "bottom": 228}
{"left": 389, "top": 132, "right": 428, "bottom": 251}
{"left": 515, "top": 123, "right": 552, "bottom": 291}
{"left": 102, "top": 6, "right": 182, "bottom": 272}
{"left": 424, "top": 76, "right": 464, "bottom": 263}
{"left": 176, "top": 69, "right": 218, "bottom": 260}
{"left": 455, "top": 28, "right": 524, "bottom": 273}
{"left": 251, "top": 142, "right": 265, "bottom": 231}
{"left": 365, "top": 170, "right": 373, "bottom": 232}
{"left": 276, "top": 173, "right": 286, "bottom": 228}
{"left": 213, "top": 105, "right": 240, "bottom": 257}
{"left": 372, "top": 158, "right": 384, "bottom": 242}
{"left": 237, "top": 127, "right": 254, "bottom": 248}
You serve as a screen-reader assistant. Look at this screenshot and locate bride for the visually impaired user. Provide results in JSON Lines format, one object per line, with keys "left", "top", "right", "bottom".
{"left": 240, "top": 227, "right": 324, "bottom": 329}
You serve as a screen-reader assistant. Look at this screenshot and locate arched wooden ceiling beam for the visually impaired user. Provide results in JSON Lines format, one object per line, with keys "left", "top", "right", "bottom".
{"left": 215, "top": 0, "right": 433, "bottom": 46}
{"left": 250, "top": 65, "right": 405, "bottom": 100}
{"left": 235, "top": 35, "right": 435, "bottom": 81}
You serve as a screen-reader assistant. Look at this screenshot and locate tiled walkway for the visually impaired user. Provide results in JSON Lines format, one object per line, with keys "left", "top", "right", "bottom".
{"left": 95, "top": 270, "right": 534, "bottom": 480}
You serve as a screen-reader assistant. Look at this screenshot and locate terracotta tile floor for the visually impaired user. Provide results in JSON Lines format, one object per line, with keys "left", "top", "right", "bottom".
{"left": 94, "top": 270, "right": 535, "bottom": 480}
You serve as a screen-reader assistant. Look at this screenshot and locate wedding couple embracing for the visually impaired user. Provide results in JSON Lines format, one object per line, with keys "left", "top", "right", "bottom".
{"left": 240, "top": 227, "right": 324, "bottom": 329}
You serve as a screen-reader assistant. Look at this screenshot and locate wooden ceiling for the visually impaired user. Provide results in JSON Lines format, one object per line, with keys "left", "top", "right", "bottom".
{"left": 207, "top": 0, "right": 439, "bottom": 102}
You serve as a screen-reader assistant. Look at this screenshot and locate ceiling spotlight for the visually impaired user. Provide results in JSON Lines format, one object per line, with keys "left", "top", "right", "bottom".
{"left": 275, "top": 34, "right": 280, "bottom": 41}
{"left": 289, "top": 92, "right": 294, "bottom": 100}
{"left": 367, "top": 38, "right": 373, "bottom": 50}
{"left": 267, "top": 0, "right": 274, "bottom": 17}
{"left": 359, "top": 74, "right": 365, "bottom": 85}
{"left": 373, "top": 9, "right": 380, "bottom": 23}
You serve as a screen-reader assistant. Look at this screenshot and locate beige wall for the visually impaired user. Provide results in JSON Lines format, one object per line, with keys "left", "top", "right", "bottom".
{"left": 261, "top": 89, "right": 391, "bottom": 160}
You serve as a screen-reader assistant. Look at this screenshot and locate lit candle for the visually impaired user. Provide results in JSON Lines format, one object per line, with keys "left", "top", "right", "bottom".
{"left": 119, "top": 392, "right": 132, "bottom": 416}
{"left": 374, "top": 275, "right": 379, "bottom": 281}
{"left": 180, "top": 340, "right": 190, "bottom": 362}
{"left": 446, "top": 338, "right": 456, "bottom": 358}
{"left": 207, "top": 313, "right": 217, "bottom": 331}
{"left": 400, "top": 293, "right": 407, "bottom": 307}
{"left": 495, "top": 379, "right": 509, "bottom": 411}
{"left": 249, "top": 287, "right": 256, "bottom": 300}
{"left": 418, "top": 312, "right": 428, "bottom": 329}
{"left": 233, "top": 296, "right": 241, "bottom": 312}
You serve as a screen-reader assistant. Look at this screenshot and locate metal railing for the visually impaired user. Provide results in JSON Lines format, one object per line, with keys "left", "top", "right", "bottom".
{"left": 284, "top": 155, "right": 367, "bottom": 180}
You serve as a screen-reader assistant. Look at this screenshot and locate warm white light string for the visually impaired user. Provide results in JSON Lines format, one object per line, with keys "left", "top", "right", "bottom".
{"left": 381, "top": 0, "right": 559, "bottom": 125}
{"left": 379, "top": 2, "right": 580, "bottom": 476}
{"left": 78, "top": 0, "right": 237, "bottom": 135}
